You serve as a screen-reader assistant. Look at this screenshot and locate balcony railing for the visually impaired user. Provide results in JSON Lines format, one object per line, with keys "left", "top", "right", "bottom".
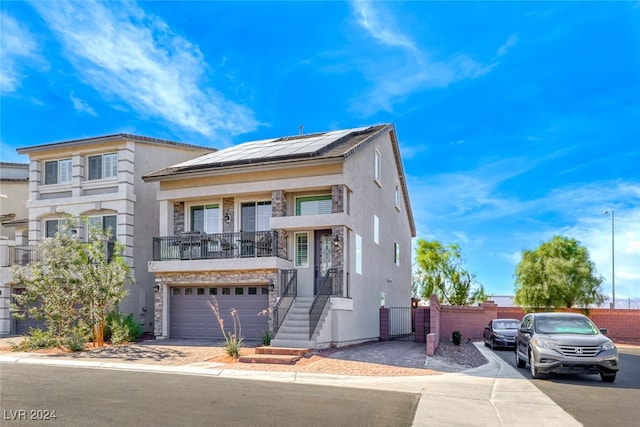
{"left": 152, "top": 230, "right": 280, "bottom": 261}
{"left": 5, "top": 245, "right": 39, "bottom": 267}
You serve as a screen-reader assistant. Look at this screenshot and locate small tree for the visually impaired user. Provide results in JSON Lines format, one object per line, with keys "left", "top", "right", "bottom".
{"left": 514, "top": 235, "right": 604, "bottom": 308}
{"left": 11, "top": 219, "right": 132, "bottom": 346}
{"left": 414, "top": 239, "right": 486, "bottom": 305}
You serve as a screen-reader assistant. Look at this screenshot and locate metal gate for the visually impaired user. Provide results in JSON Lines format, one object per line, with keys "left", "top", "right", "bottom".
{"left": 388, "top": 307, "right": 415, "bottom": 341}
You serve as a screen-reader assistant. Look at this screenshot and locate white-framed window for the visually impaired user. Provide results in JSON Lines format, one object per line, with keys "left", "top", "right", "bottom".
{"left": 394, "top": 242, "right": 400, "bottom": 266}
{"left": 44, "top": 159, "right": 72, "bottom": 185}
{"left": 355, "top": 233, "right": 362, "bottom": 275}
{"left": 295, "top": 232, "right": 309, "bottom": 267}
{"left": 241, "top": 201, "right": 272, "bottom": 231}
{"left": 374, "top": 149, "right": 381, "bottom": 183}
{"left": 395, "top": 183, "right": 400, "bottom": 209}
{"left": 190, "top": 204, "right": 220, "bottom": 234}
{"left": 295, "top": 195, "right": 332, "bottom": 216}
{"left": 45, "top": 219, "right": 66, "bottom": 237}
{"left": 373, "top": 215, "right": 379, "bottom": 245}
{"left": 87, "top": 215, "right": 117, "bottom": 238}
{"left": 88, "top": 153, "right": 117, "bottom": 180}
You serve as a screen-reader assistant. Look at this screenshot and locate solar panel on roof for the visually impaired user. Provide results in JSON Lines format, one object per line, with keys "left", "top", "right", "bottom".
{"left": 172, "top": 126, "right": 372, "bottom": 168}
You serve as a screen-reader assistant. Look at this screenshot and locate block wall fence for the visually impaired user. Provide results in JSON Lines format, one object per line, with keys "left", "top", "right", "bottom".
{"left": 380, "top": 294, "right": 640, "bottom": 344}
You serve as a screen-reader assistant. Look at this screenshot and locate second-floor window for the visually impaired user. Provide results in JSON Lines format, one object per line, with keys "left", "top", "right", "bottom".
{"left": 88, "top": 153, "right": 117, "bottom": 180}
{"left": 295, "top": 195, "right": 331, "bottom": 216}
{"left": 44, "top": 159, "right": 72, "bottom": 185}
{"left": 374, "top": 149, "right": 381, "bottom": 183}
{"left": 191, "top": 204, "right": 220, "bottom": 234}
{"left": 394, "top": 242, "right": 400, "bottom": 266}
{"left": 241, "top": 201, "right": 271, "bottom": 231}
{"left": 373, "top": 215, "right": 379, "bottom": 244}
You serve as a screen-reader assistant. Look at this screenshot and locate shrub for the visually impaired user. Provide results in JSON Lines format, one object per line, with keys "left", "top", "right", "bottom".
{"left": 64, "top": 325, "right": 90, "bottom": 352}
{"left": 11, "top": 328, "right": 58, "bottom": 351}
{"left": 105, "top": 311, "right": 143, "bottom": 344}
{"left": 261, "top": 330, "right": 272, "bottom": 346}
{"left": 452, "top": 331, "right": 462, "bottom": 346}
{"left": 209, "top": 297, "right": 244, "bottom": 359}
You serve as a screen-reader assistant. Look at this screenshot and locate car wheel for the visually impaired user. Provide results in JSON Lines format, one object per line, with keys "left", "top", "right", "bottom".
{"left": 529, "top": 349, "right": 541, "bottom": 379}
{"left": 600, "top": 372, "right": 616, "bottom": 383}
{"left": 484, "top": 337, "right": 489, "bottom": 347}
{"left": 515, "top": 346, "right": 526, "bottom": 368}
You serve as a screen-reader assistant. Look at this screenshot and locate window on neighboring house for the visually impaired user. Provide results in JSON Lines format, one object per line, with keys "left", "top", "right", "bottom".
{"left": 395, "top": 183, "right": 400, "bottom": 209}
{"left": 241, "top": 201, "right": 271, "bottom": 231}
{"left": 374, "top": 149, "right": 381, "bottom": 183}
{"left": 45, "top": 219, "right": 66, "bottom": 238}
{"left": 295, "top": 195, "right": 331, "bottom": 216}
{"left": 373, "top": 215, "right": 379, "bottom": 244}
{"left": 394, "top": 242, "right": 400, "bottom": 266}
{"left": 44, "top": 159, "right": 72, "bottom": 185}
{"left": 88, "top": 153, "right": 117, "bottom": 180}
{"left": 355, "top": 234, "right": 362, "bottom": 274}
{"left": 88, "top": 215, "right": 117, "bottom": 239}
{"left": 295, "top": 232, "right": 308, "bottom": 267}
{"left": 190, "top": 204, "right": 220, "bottom": 234}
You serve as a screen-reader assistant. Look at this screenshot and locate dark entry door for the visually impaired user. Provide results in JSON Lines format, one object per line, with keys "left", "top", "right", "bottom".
{"left": 314, "top": 230, "right": 333, "bottom": 294}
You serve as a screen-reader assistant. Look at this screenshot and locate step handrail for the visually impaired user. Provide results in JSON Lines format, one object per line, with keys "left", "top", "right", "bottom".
{"left": 308, "top": 268, "right": 338, "bottom": 339}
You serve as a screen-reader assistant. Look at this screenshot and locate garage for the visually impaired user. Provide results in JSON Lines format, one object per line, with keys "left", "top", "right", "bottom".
{"left": 169, "top": 285, "right": 269, "bottom": 341}
{"left": 12, "top": 288, "right": 45, "bottom": 335}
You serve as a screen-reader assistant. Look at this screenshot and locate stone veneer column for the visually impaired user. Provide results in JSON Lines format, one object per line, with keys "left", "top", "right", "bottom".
{"left": 271, "top": 190, "right": 287, "bottom": 259}
{"left": 331, "top": 185, "right": 344, "bottom": 213}
{"left": 173, "top": 202, "right": 184, "bottom": 234}
{"left": 153, "top": 279, "right": 163, "bottom": 337}
{"left": 223, "top": 198, "right": 234, "bottom": 233}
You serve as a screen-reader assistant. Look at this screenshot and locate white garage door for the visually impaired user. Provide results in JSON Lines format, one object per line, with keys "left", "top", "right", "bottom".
{"left": 169, "top": 285, "right": 269, "bottom": 341}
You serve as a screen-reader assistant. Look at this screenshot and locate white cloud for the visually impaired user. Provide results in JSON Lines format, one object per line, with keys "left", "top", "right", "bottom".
{"left": 31, "top": 1, "right": 258, "bottom": 137}
{"left": 497, "top": 34, "right": 519, "bottom": 57}
{"left": 0, "top": 12, "right": 42, "bottom": 93}
{"left": 70, "top": 93, "right": 97, "bottom": 116}
{"left": 349, "top": 0, "right": 494, "bottom": 115}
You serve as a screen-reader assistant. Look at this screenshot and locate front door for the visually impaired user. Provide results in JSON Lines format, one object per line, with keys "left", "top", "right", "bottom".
{"left": 314, "top": 230, "right": 333, "bottom": 294}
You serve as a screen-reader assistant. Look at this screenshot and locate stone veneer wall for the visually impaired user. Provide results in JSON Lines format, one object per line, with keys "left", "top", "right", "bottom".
{"left": 223, "top": 198, "right": 234, "bottom": 233}
{"left": 154, "top": 269, "right": 280, "bottom": 337}
{"left": 272, "top": 190, "right": 288, "bottom": 260}
{"left": 173, "top": 202, "right": 185, "bottom": 234}
{"left": 331, "top": 185, "right": 344, "bottom": 277}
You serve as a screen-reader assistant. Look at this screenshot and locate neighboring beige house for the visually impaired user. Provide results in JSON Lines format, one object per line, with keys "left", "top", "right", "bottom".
{"left": 144, "top": 124, "right": 416, "bottom": 348}
{"left": 0, "top": 135, "right": 214, "bottom": 335}
{"left": 0, "top": 162, "right": 30, "bottom": 335}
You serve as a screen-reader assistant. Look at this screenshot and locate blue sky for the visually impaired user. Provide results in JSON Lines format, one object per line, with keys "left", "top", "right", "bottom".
{"left": 2, "top": 1, "right": 639, "bottom": 303}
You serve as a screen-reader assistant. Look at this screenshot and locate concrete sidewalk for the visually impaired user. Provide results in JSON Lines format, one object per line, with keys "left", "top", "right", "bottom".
{"left": 0, "top": 342, "right": 580, "bottom": 426}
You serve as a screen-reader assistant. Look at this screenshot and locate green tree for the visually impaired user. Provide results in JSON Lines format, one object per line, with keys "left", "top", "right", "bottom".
{"left": 11, "top": 219, "right": 132, "bottom": 346}
{"left": 413, "top": 239, "right": 486, "bottom": 305}
{"left": 514, "top": 235, "right": 604, "bottom": 308}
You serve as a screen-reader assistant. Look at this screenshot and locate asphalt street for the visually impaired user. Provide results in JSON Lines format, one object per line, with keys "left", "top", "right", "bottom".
{"left": 491, "top": 346, "right": 640, "bottom": 427}
{"left": 0, "top": 363, "right": 419, "bottom": 427}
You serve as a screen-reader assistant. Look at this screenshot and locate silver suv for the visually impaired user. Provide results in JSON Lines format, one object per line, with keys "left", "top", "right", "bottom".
{"left": 515, "top": 312, "right": 619, "bottom": 382}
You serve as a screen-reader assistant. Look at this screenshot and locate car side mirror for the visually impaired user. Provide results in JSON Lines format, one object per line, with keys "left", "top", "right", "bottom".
{"left": 599, "top": 328, "right": 608, "bottom": 335}
{"left": 519, "top": 327, "right": 532, "bottom": 334}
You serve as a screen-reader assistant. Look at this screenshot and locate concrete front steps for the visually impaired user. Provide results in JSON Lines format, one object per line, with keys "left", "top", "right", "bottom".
{"left": 238, "top": 346, "right": 310, "bottom": 365}
{"left": 270, "top": 297, "right": 317, "bottom": 349}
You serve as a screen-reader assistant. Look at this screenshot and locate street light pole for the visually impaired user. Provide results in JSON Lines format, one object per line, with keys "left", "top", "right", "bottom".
{"left": 603, "top": 209, "right": 615, "bottom": 309}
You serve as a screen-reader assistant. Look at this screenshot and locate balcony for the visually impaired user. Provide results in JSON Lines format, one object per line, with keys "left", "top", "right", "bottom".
{"left": 1, "top": 245, "right": 39, "bottom": 267}
{"left": 152, "top": 230, "right": 281, "bottom": 261}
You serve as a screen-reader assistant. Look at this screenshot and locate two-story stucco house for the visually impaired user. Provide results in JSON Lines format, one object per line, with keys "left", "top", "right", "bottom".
{"left": 1, "top": 135, "right": 214, "bottom": 335}
{"left": 144, "top": 124, "right": 415, "bottom": 348}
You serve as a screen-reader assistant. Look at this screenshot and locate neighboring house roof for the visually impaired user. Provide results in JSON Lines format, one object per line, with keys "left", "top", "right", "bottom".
{"left": 0, "top": 162, "right": 29, "bottom": 181}
{"left": 143, "top": 123, "right": 416, "bottom": 236}
{"left": 16, "top": 133, "right": 216, "bottom": 154}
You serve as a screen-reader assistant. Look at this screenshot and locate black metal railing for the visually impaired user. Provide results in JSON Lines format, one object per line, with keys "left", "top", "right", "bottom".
{"left": 6, "top": 245, "right": 39, "bottom": 266}
{"left": 152, "top": 230, "right": 279, "bottom": 261}
{"left": 308, "top": 268, "right": 343, "bottom": 339}
{"left": 273, "top": 269, "right": 297, "bottom": 336}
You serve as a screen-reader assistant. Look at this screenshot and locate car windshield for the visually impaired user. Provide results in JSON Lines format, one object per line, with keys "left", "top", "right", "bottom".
{"left": 534, "top": 316, "right": 599, "bottom": 335}
{"left": 494, "top": 320, "right": 520, "bottom": 329}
